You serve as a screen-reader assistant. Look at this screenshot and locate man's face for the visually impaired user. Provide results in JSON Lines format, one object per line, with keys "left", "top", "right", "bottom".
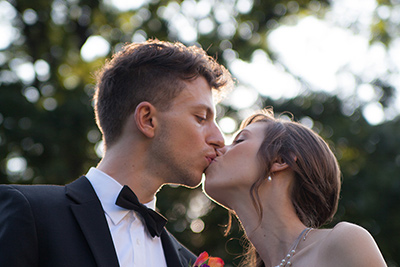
{"left": 149, "top": 76, "right": 225, "bottom": 187}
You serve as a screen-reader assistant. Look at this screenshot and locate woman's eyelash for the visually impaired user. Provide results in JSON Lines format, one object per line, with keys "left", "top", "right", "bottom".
{"left": 233, "top": 139, "right": 244, "bottom": 144}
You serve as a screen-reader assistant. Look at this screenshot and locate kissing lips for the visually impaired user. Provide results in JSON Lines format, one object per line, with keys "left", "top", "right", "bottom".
{"left": 203, "top": 155, "right": 216, "bottom": 172}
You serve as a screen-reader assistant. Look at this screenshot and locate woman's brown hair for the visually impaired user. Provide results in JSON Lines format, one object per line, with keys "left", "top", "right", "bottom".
{"left": 238, "top": 108, "right": 341, "bottom": 266}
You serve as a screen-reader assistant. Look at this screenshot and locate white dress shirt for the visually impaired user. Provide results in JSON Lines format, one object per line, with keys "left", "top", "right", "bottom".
{"left": 86, "top": 167, "right": 167, "bottom": 267}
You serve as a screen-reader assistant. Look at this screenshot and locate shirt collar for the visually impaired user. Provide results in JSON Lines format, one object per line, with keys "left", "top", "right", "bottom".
{"left": 85, "top": 167, "right": 157, "bottom": 225}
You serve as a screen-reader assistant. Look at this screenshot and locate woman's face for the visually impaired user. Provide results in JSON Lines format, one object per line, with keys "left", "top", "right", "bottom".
{"left": 204, "top": 122, "right": 267, "bottom": 207}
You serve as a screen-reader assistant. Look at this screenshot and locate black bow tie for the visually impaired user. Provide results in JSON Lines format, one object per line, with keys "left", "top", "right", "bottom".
{"left": 116, "top": 185, "right": 167, "bottom": 237}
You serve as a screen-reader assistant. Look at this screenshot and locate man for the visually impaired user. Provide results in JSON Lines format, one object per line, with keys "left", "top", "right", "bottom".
{"left": 0, "top": 39, "right": 233, "bottom": 266}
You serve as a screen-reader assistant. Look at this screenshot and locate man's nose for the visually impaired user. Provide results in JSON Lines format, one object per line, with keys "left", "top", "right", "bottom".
{"left": 208, "top": 123, "right": 225, "bottom": 149}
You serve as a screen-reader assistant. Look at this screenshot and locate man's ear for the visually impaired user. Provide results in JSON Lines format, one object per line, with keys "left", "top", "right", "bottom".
{"left": 134, "top": 101, "right": 157, "bottom": 138}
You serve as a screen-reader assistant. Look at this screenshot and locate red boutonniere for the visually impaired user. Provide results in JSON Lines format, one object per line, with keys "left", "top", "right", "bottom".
{"left": 193, "top": 251, "right": 224, "bottom": 267}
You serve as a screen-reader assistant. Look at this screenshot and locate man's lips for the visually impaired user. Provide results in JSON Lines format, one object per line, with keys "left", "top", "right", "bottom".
{"left": 205, "top": 156, "right": 214, "bottom": 164}
{"left": 205, "top": 152, "right": 217, "bottom": 167}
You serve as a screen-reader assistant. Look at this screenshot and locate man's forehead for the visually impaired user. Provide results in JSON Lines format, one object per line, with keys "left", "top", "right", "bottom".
{"left": 175, "top": 78, "right": 214, "bottom": 104}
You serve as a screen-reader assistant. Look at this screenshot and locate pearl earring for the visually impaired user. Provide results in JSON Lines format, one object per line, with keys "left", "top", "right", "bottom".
{"left": 267, "top": 176, "right": 272, "bottom": 181}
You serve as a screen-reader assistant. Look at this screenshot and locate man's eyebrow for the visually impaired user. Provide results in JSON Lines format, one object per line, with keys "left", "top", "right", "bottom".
{"left": 192, "top": 104, "right": 214, "bottom": 116}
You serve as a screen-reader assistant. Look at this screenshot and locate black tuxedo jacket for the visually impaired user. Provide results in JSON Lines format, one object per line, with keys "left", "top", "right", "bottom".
{"left": 0, "top": 176, "right": 197, "bottom": 267}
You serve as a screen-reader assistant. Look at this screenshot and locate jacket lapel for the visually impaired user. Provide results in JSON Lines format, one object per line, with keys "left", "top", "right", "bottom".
{"left": 161, "top": 229, "right": 195, "bottom": 267}
{"left": 66, "top": 176, "right": 119, "bottom": 267}
{"left": 161, "top": 230, "right": 184, "bottom": 266}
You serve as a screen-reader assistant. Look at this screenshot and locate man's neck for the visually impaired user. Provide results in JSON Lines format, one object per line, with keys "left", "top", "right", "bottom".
{"left": 97, "top": 147, "right": 162, "bottom": 204}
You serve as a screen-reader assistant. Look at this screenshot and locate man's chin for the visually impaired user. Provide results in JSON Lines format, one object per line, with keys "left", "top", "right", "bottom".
{"left": 167, "top": 177, "right": 202, "bottom": 189}
{"left": 180, "top": 182, "right": 201, "bottom": 189}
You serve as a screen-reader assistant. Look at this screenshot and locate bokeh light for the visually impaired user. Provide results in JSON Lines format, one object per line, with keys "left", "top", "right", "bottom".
{"left": 190, "top": 218, "right": 205, "bottom": 233}
{"left": 80, "top": 35, "right": 111, "bottom": 62}
{"left": 6, "top": 156, "right": 27, "bottom": 175}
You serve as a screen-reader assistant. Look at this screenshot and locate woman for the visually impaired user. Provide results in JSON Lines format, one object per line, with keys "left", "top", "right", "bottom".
{"left": 204, "top": 109, "right": 386, "bottom": 267}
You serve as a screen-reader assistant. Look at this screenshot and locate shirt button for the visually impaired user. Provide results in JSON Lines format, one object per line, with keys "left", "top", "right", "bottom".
{"left": 136, "top": 238, "right": 141, "bottom": 246}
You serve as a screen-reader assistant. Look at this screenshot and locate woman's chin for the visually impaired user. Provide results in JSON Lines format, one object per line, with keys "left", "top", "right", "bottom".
{"left": 204, "top": 192, "right": 231, "bottom": 210}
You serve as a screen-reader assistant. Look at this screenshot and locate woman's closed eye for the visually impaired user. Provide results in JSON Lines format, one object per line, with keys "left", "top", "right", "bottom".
{"left": 232, "top": 130, "right": 250, "bottom": 145}
{"left": 233, "top": 138, "right": 244, "bottom": 144}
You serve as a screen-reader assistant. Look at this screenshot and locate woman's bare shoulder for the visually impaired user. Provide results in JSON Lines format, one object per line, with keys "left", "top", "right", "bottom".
{"left": 317, "top": 222, "right": 387, "bottom": 267}
{"left": 330, "top": 221, "right": 372, "bottom": 239}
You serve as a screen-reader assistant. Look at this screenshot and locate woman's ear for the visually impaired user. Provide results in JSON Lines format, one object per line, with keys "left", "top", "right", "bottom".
{"left": 270, "top": 157, "right": 291, "bottom": 173}
{"left": 134, "top": 101, "right": 157, "bottom": 138}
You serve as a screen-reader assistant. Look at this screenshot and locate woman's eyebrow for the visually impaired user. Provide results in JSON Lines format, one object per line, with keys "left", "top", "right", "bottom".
{"left": 234, "top": 129, "right": 251, "bottom": 139}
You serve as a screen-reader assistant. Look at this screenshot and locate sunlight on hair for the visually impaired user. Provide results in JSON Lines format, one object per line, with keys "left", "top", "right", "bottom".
{"left": 80, "top": 36, "right": 110, "bottom": 62}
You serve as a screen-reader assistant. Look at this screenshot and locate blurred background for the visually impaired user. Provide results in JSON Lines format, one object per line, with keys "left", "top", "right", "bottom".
{"left": 0, "top": 0, "right": 399, "bottom": 265}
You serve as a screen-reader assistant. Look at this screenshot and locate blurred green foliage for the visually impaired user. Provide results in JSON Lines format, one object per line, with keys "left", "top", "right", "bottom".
{"left": 0, "top": 0, "right": 399, "bottom": 266}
